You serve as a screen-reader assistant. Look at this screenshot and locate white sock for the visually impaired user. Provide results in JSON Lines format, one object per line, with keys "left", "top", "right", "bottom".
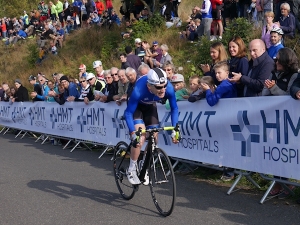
{"left": 128, "top": 158, "right": 137, "bottom": 172}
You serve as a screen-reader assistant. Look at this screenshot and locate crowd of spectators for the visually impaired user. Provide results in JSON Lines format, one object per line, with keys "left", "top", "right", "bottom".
{"left": 0, "top": 1, "right": 300, "bottom": 203}
{"left": 181, "top": 1, "right": 299, "bottom": 43}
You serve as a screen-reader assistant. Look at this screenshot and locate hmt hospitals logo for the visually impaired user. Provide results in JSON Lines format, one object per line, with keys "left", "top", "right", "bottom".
{"left": 112, "top": 109, "right": 126, "bottom": 138}
{"left": 230, "top": 111, "right": 260, "bottom": 157}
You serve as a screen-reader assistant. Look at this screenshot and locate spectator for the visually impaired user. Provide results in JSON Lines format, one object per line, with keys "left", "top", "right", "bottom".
{"left": 95, "top": 0, "right": 105, "bottom": 16}
{"left": 93, "top": 60, "right": 105, "bottom": 81}
{"left": 210, "top": 0, "right": 224, "bottom": 41}
{"left": 159, "top": 44, "right": 172, "bottom": 68}
{"left": 49, "top": 1, "right": 58, "bottom": 21}
{"left": 196, "top": 0, "right": 213, "bottom": 39}
{"left": 84, "top": 72, "right": 105, "bottom": 104}
{"left": 200, "top": 41, "right": 229, "bottom": 85}
{"left": 100, "top": 69, "right": 119, "bottom": 103}
{"left": 134, "top": 38, "right": 145, "bottom": 61}
{"left": 65, "top": 16, "right": 74, "bottom": 34}
{"left": 228, "top": 36, "right": 249, "bottom": 97}
{"left": 110, "top": 10, "right": 121, "bottom": 27}
{"left": 267, "top": 27, "right": 284, "bottom": 59}
{"left": 45, "top": 80, "right": 57, "bottom": 102}
{"left": 261, "top": 11, "right": 279, "bottom": 49}
{"left": 121, "top": 20, "right": 133, "bottom": 39}
{"left": 53, "top": 24, "right": 64, "bottom": 48}
{"left": 28, "top": 75, "right": 43, "bottom": 102}
{"left": 114, "top": 69, "right": 129, "bottom": 105}
{"left": 59, "top": 75, "right": 80, "bottom": 103}
{"left": 138, "top": 63, "right": 150, "bottom": 77}
{"left": 12, "top": 79, "right": 29, "bottom": 102}
{"left": 53, "top": 83, "right": 66, "bottom": 105}
{"left": 38, "top": 1, "right": 49, "bottom": 22}
{"left": 120, "top": 53, "right": 130, "bottom": 69}
{"left": 30, "top": 75, "right": 50, "bottom": 101}
{"left": 105, "top": 0, "right": 113, "bottom": 16}
{"left": 79, "top": 64, "right": 87, "bottom": 78}
{"left": 187, "top": 75, "right": 205, "bottom": 102}
{"left": 162, "top": 60, "right": 176, "bottom": 80}
{"left": 143, "top": 41, "right": 163, "bottom": 69}
{"left": 68, "top": 76, "right": 90, "bottom": 102}
{"left": 36, "top": 46, "right": 47, "bottom": 64}
{"left": 125, "top": 46, "right": 142, "bottom": 74}
{"left": 38, "top": 24, "right": 54, "bottom": 47}
{"left": 49, "top": 40, "right": 58, "bottom": 55}
{"left": 125, "top": 67, "right": 138, "bottom": 99}
{"left": 274, "top": 2, "right": 295, "bottom": 39}
{"left": 2, "top": 83, "right": 10, "bottom": 102}
{"left": 1, "top": 19, "right": 7, "bottom": 40}
{"left": 290, "top": 73, "right": 300, "bottom": 100}
{"left": 110, "top": 67, "right": 120, "bottom": 83}
{"left": 229, "top": 39, "right": 274, "bottom": 97}
{"left": 201, "top": 61, "right": 237, "bottom": 106}
{"left": 186, "top": 7, "right": 202, "bottom": 23}
{"left": 165, "top": 74, "right": 189, "bottom": 110}
{"left": 263, "top": 47, "right": 298, "bottom": 96}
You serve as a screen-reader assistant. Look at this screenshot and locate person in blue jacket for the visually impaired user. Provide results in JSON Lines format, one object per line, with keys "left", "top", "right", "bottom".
{"left": 267, "top": 27, "right": 284, "bottom": 59}
{"left": 201, "top": 61, "right": 237, "bottom": 106}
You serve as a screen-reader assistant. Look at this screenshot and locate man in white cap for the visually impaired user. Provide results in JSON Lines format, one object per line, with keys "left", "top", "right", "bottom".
{"left": 123, "top": 68, "right": 181, "bottom": 185}
{"left": 84, "top": 72, "right": 105, "bottom": 104}
{"left": 134, "top": 38, "right": 145, "bottom": 61}
{"left": 267, "top": 27, "right": 284, "bottom": 59}
{"left": 93, "top": 60, "right": 105, "bottom": 81}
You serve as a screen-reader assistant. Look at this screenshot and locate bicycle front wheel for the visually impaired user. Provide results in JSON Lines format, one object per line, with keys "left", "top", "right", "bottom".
{"left": 149, "top": 148, "right": 176, "bottom": 216}
{"left": 113, "top": 141, "right": 136, "bottom": 200}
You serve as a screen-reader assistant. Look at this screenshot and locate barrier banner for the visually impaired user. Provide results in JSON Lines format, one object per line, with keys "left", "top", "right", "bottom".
{"left": 0, "top": 96, "right": 299, "bottom": 180}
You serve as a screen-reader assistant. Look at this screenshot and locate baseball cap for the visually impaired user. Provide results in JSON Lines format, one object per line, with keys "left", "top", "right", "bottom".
{"left": 15, "top": 79, "right": 22, "bottom": 85}
{"left": 28, "top": 75, "right": 36, "bottom": 81}
{"left": 93, "top": 60, "right": 102, "bottom": 68}
{"left": 147, "top": 68, "right": 167, "bottom": 85}
{"left": 79, "top": 64, "right": 86, "bottom": 70}
{"left": 270, "top": 27, "right": 284, "bottom": 35}
{"left": 153, "top": 41, "right": 158, "bottom": 45}
{"left": 86, "top": 72, "right": 95, "bottom": 80}
{"left": 135, "top": 38, "right": 142, "bottom": 43}
{"left": 170, "top": 74, "right": 184, "bottom": 83}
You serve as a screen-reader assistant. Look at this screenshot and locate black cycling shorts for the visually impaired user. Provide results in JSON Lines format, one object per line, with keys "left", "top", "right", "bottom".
{"left": 133, "top": 103, "right": 159, "bottom": 128}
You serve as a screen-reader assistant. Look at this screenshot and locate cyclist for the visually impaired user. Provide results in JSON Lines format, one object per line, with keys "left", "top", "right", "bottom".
{"left": 124, "top": 68, "right": 180, "bottom": 185}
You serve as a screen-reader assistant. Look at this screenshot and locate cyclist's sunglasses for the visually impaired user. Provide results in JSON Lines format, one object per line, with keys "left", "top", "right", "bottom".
{"left": 153, "top": 83, "right": 167, "bottom": 90}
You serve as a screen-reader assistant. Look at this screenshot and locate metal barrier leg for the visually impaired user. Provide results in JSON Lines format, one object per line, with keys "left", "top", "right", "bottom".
{"left": 70, "top": 141, "right": 81, "bottom": 152}
{"left": 0, "top": 126, "right": 7, "bottom": 134}
{"left": 20, "top": 131, "right": 28, "bottom": 139}
{"left": 63, "top": 139, "right": 72, "bottom": 149}
{"left": 245, "top": 174, "right": 261, "bottom": 189}
{"left": 15, "top": 130, "right": 23, "bottom": 138}
{"left": 227, "top": 173, "right": 242, "bottom": 195}
{"left": 260, "top": 180, "right": 276, "bottom": 204}
{"left": 3, "top": 127, "right": 10, "bottom": 135}
{"left": 82, "top": 142, "right": 92, "bottom": 151}
{"left": 41, "top": 135, "right": 49, "bottom": 145}
{"left": 172, "top": 160, "right": 180, "bottom": 170}
{"left": 98, "top": 145, "right": 112, "bottom": 159}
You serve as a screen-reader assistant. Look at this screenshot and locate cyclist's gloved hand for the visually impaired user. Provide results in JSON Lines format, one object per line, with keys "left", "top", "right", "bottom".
{"left": 171, "top": 130, "right": 180, "bottom": 142}
{"left": 131, "top": 130, "right": 141, "bottom": 148}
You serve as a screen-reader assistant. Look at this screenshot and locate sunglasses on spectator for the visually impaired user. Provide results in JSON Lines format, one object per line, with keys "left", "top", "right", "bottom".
{"left": 87, "top": 78, "right": 93, "bottom": 81}
{"left": 153, "top": 83, "right": 168, "bottom": 90}
{"left": 165, "top": 69, "right": 172, "bottom": 71}
{"left": 112, "top": 73, "right": 118, "bottom": 76}
{"left": 80, "top": 80, "right": 86, "bottom": 83}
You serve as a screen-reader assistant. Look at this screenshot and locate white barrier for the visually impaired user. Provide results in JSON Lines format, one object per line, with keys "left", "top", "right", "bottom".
{"left": 0, "top": 96, "right": 299, "bottom": 180}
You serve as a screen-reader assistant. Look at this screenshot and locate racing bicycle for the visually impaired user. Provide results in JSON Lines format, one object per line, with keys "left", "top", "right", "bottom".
{"left": 112, "top": 124, "right": 181, "bottom": 216}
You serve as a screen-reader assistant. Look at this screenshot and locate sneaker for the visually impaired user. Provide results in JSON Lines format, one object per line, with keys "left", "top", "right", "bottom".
{"left": 221, "top": 174, "right": 234, "bottom": 181}
{"left": 126, "top": 169, "right": 141, "bottom": 185}
{"left": 142, "top": 170, "right": 149, "bottom": 185}
{"left": 210, "top": 36, "right": 217, "bottom": 41}
{"left": 218, "top": 36, "right": 222, "bottom": 40}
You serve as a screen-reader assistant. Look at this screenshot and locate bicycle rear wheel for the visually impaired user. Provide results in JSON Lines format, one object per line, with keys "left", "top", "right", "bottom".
{"left": 149, "top": 148, "right": 176, "bottom": 216}
{"left": 113, "top": 141, "right": 137, "bottom": 200}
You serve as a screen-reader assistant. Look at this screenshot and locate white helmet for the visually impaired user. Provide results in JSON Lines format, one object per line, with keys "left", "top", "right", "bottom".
{"left": 271, "top": 27, "right": 284, "bottom": 35}
{"left": 147, "top": 68, "right": 167, "bottom": 85}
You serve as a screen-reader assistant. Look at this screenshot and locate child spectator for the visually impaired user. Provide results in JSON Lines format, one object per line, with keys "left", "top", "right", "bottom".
{"left": 200, "top": 42, "right": 228, "bottom": 85}
{"left": 165, "top": 74, "right": 189, "bottom": 110}
{"left": 49, "top": 40, "right": 58, "bottom": 55}
{"left": 188, "top": 75, "right": 205, "bottom": 102}
{"left": 201, "top": 61, "right": 237, "bottom": 106}
{"left": 37, "top": 46, "right": 47, "bottom": 64}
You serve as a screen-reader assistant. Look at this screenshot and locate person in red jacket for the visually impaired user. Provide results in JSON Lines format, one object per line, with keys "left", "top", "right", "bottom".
{"left": 210, "top": 0, "right": 224, "bottom": 41}
{"left": 95, "top": 0, "right": 105, "bottom": 16}
{"left": 105, "top": 0, "right": 113, "bottom": 16}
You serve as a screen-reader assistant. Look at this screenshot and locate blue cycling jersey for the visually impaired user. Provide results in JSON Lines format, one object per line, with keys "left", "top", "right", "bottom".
{"left": 124, "top": 76, "right": 179, "bottom": 133}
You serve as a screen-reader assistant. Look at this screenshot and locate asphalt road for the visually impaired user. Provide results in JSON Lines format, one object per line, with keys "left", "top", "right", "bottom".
{"left": 0, "top": 133, "right": 299, "bottom": 225}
